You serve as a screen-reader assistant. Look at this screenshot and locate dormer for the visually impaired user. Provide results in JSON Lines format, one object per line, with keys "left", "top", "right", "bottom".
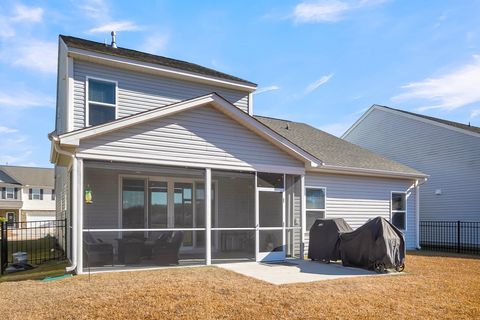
{"left": 55, "top": 35, "right": 257, "bottom": 135}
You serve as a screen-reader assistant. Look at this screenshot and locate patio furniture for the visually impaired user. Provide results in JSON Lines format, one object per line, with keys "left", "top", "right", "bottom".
{"left": 117, "top": 237, "right": 144, "bottom": 265}
{"left": 151, "top": 231, "right": 184, "bottom": 265}
{"left": 83, "top": 233, "right": 114, "bottom": 267}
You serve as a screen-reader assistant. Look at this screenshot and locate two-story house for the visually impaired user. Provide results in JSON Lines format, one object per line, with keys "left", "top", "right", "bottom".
{"left": 343, "top": 105, "right": 480, "bottom": 223}
{"left": 50, "top": 34, "right": 427, "bottom": 274}
{"left": 0, "top": 165, "right": 55, "bottom": 225}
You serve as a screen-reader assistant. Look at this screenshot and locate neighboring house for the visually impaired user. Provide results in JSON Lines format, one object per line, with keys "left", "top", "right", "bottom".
{"left": 343, "top": 105, "right": 480, "bottom": 223}
{"left": 0, "top": 165, "right": 56, "bottom": 225}
{"left": 50, "top": 35, "right": 426, "bottom": 274}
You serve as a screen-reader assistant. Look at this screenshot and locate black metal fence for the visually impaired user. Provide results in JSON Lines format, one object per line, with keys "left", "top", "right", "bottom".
{"left": 420, "top": 221, "right": 480, "bottom": 255}
{"left": 0, "top": 219, "right": 67, "bottom": 274}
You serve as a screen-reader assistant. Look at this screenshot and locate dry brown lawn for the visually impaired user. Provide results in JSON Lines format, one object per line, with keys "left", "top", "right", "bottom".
{"left": 1, "top": 252, "right": 479, "bottom": 319}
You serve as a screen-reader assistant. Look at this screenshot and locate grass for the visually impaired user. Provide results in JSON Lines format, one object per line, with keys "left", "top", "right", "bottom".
{"left": 0, "top": 252, "right": 479, "bottom": 319}
{"left": 6, "top": 236, "right": 64, "bottom": 262}
{"left": 0, "top": 260, "right": 68, "bottom": 283}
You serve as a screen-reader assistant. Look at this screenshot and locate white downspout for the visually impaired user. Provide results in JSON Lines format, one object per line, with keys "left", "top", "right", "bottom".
{"left": 50, "top": 135, "right": 77, "bottom": 273}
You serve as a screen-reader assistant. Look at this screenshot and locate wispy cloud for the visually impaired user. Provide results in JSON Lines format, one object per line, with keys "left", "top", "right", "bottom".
{"left": 0, "top": 126, "right": 18, "bottom": 134}
{"left": 7, "top": 40, "right": 58, "bottom": 74}
{"left": 89, "top": 21, "right": 142, "bottom": 33}
{"left": 392, "top": 55, "right": 480, "bottom": 111}
{"left": 471, "top": 109, "right": 480, "bottom": 119}
{"left": 254, "top": 85, "right": 281, "bottom": 95}
{"left": 10, "top": 4, "right": 44, "bottom": 23}
{"left": 305, "top": 73, "right": 334, "bottom": 94}
{"left": 0, "top": 90, "right": 54, "bottom": 108}
{"left": 0, "top": 135, "right": 36, "bottom": 166}
{"left": 319, "top": 121, "right": 353, "bottom": 136}
{"left": 293, "top": 0, "right": 387, "bottom": 23}
{"left": 140, "top": 33, "right": 169, "bottom": 54}
{"left": 78, "top": 0, "right": 110, "bottom": 20}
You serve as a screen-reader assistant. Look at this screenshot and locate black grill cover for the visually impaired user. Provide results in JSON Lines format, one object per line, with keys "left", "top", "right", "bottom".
{"left": 308, "top": 218, "right": 353, "bottom": 261}
{"left": 339, "top": 217, "right": 405, "bottom": 270}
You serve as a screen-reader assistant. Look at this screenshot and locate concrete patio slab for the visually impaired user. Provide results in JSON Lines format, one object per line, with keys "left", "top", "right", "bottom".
{"left": 218, "top": 259, "right": 398, "bottom": 285}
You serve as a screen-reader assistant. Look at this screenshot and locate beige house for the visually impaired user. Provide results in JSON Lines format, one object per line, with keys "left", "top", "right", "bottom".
{"left": 0, "top": 165, "right": 56, "bottom": 225}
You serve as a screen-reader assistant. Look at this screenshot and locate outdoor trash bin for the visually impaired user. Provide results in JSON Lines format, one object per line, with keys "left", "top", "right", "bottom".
{"left": 12, "top": 252, "right": 28, "bottom": 264}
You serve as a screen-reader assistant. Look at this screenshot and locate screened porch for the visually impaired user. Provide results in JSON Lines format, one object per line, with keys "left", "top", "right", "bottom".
{"left": 81, "top": 160, "right": 303, "bottom": 272}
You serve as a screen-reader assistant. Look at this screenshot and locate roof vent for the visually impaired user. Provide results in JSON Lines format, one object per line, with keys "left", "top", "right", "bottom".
{"left": 111, "top": 31, "right": 117, "bottom": 48}
{"left": 286, "top": 122, "right": 290, "bottom": 130}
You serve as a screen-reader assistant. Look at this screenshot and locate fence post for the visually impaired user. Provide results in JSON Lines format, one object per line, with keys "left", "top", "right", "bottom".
{"left": 457, "top": 220, "right": 461, "bottom": 253}
{"left": 1, "top": 221, "right": 7, "bottom": 274}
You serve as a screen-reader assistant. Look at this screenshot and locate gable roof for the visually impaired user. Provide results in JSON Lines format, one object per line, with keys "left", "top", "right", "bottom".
{"left": 52, "top": 93, "right": 321, "bottom": 168}
{"left": 60, "top": 35, "right": 256, "bottom": 88}
{"left": 343, "top": 104, "right": 480, "bottom": 138}
{"left": 255, "top": 116, "right": 426, "bottom": 178}
{"left": 378, "top": 105, "right": 480, "bottom": 134}
{"left": 0, "top": 166, "right": 54, "bottom": 187}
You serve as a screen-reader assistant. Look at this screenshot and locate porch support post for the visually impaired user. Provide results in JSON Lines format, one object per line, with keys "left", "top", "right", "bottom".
{"left": 76, "top": 158, "right": 84, "bottom": 273}
{"left": 205, "top": 168, "right": 212, "bottom": 265}
{"left": 300, "top": 174, "right": 306, "bottom": 259}
{"left": 415, "top": 181, "right": 421, "bottom": 250}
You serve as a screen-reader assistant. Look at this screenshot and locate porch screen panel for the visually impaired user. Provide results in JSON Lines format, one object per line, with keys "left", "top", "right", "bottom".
{"left": 122, "top": 179, "right": 146, "bottom": 229}
{"left": 211, "top": 170, "right": 256, "bottom": 263}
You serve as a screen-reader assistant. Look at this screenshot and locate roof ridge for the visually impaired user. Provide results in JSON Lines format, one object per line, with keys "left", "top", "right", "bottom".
{"left": 59, "top": 35, "right": 257, "bottom": 87}
{"left": 375, "top": 105, "right": 480, "bottom": 134}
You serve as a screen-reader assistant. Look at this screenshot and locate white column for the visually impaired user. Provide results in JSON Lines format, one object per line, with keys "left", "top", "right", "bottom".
{"left": 254, "top": 172, "right": 259, "bottom": 262}
{"left": 415, "top": 181, "right": 421, "bottom": 249}
{"left": 205, "top": 168, "right": 212, "bottom": 265}
{"left": 76, "top": 158, "right": 84, "bottom": 274}
{"left": 300, "top": 174, "right": 306, "bottom": 259}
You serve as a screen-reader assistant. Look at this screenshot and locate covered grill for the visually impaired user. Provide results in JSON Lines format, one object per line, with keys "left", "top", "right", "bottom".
{"left": 339, "top": 217, "right": 405, "bottom": 272}
{"left": 308, "top": 218, "right": 353, "bottom": 262}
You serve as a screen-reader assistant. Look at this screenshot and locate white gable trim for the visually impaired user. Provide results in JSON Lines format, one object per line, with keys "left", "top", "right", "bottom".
{"left": 68, "top": 48, "right": 257, "bottom": 93}
{"left": 342, "top": 105, "right": 480, "bottom": 139}
{"left": 57, "top": 93, "right": 321, "bottom": 167}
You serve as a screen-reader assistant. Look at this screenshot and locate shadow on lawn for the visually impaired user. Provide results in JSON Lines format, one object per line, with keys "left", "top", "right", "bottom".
{"left": 407, "top": 249, "right": 480, "bottom": 260}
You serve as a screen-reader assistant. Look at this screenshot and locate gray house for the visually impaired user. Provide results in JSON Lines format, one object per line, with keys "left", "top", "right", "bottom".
{"left": 343, "top": 105, "right": 479, "bottom": 223}
{"left": 50, "top": 35, "right": 426, "bottom": 274}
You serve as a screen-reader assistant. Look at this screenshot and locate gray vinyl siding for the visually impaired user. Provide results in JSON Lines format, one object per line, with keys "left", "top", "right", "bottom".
{"left": 305, "top": 172, "right": 417, "bottom": 250}
{"left": 72, "top": 60, "right": 250, "bottom": 129}
{"left": 77, "top": 105, "right": 303, "bottom": 172}
{"left": 344, "top": 108, "right": 480, "bottom": 222}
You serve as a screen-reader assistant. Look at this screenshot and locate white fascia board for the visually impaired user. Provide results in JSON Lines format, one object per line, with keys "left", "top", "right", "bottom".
{"left": 309, "top": 164, "right": 429, "bottom": 180}
{"left": 58, "top": 93, "right": 320, "bottom": 167}
{"left": 68, "top": 48, "right": 257, "bottom": 93}
{"left": 341, "top": 105, "right": 376, "bottom": 138}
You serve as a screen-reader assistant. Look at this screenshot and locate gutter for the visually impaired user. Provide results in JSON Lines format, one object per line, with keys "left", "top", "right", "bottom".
{"left": 49, "top": 134, "right": 77, "bottom": 273}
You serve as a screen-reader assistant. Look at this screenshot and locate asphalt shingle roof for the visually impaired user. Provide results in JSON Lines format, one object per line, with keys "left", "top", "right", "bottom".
{"left": 60, "top": 35, "right": 256, "bottom": 87}
{"left": 377, "top": 105, "right": 480, "bottom": 134}
{"left": 0, "top": 166, "right": 54, "bottom": 187}
{"left": 255, "top": 115, "right": 425, "bottom": 176}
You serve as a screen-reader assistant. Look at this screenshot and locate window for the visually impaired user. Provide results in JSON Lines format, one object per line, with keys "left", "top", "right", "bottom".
{"left": 87, "top": 78, "right": 116, "bottom": 126}
{"left": 6, "top": 187, "right": 15, "bottom": 199}
{"left": 391, "top": 192, "right": 406, "bottom": 230}
{"left": 29, "top": 188, "right": 43, "bottom": 200}
{"left": 51, "top": 189, "right": 55, "bottom": 201}
{"left": 306, "top": 187, "right": 326, "bottom": 230}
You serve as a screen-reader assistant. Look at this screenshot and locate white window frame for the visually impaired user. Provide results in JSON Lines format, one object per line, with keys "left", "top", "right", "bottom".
{"left": 305, "top": 186, "right": 327, "bottom": 229}
{"left": 390, "top": 191, "right": 407, "bottom": 231}
{"left": 85, "top": 76, "right": 118, "bottom": 127}
{"left": 6, "top": 187, "right": 15, "bottom": 199}
{"left": 31, "top": 188, "right": 42, "bottom": 200}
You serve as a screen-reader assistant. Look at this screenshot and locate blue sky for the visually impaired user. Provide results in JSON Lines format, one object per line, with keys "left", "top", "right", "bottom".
{"left": 1, "top": 0, "right": 480, "bottom": 167}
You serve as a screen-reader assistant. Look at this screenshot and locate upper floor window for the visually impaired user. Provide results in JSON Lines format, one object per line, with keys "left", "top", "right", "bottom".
{"left": 87, "top": 78, "right": 117, "bottom": 126}
{"left": 29, "top": 188, "right": 43, "bottom": 200}
{"left": 391, "top": 192, "right": 406, "bottom": 230}
{"left": 1, "top": 187, "right": 18, "bottom": 200}
{"left": 51, "top": 189, "right": 55, "bottom": 201}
